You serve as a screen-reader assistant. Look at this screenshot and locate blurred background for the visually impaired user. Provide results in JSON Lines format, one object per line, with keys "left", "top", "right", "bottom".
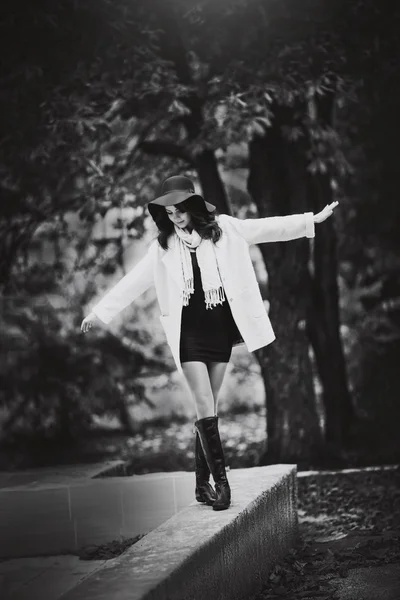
{"left": 0, "top": 0, "right": 399, "bottom": 474}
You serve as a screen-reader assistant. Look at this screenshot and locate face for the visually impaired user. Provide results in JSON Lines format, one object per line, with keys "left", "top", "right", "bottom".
{"left": 165, "top": 205, "right": 192, "bottom": 229}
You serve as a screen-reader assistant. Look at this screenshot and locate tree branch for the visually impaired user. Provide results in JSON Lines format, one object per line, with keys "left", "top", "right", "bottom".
{"left": 113, "top": 104, "right": 171, "bottom": 178}
{"left": 139, "top": 140, "right": 194, "bottom": 165}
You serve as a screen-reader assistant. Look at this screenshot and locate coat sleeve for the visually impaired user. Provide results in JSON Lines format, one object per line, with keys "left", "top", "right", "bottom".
{"left": 220, "top": 212, "right": 315, "bottom": 245}
{"left": 90, "top": 243, "right": 156, "bottom": 324}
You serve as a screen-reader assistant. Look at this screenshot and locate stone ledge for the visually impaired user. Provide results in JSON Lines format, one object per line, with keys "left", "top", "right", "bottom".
{"left": 62, "top": 465, "right": 298, "bottom": 600}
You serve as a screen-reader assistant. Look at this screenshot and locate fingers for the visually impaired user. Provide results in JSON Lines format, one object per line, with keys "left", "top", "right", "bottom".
{"left": 323, "top": 201, "right": 339, "bottom": 216}
{"left": 315, "top": 201, "right": 339, "bottom": 224}
{"left": 81, "top": 318, "right": 93, "bottom": 333}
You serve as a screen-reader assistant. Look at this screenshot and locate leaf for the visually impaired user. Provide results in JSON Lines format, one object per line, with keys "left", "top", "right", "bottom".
{"left": 274, "top": 586, "right": 287, "bottom": 595}
{"left": 293, "top": 560, "right": 306, "bottom": 572}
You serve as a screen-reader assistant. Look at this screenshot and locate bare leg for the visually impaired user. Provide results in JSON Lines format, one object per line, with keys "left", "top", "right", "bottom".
{"left": 182, "top": 361, "right": 217, "bottom": 505}
{"left": 181, "top": 361, "right": 215, "bottom": 419}
{"left": 207, "top": 362, "right": 229, "bottom": 416}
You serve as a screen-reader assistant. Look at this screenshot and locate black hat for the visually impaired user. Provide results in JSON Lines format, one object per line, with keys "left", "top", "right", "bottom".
{"left": 148, "top": 176, "right": 216, "bottom": 221}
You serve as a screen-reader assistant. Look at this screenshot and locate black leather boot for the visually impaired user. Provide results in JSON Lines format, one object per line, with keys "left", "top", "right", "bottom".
{"left": 194, "top": 416, "right": 231, "bottom": 511}
{"left": 195, "top": 430, "right": 217, "bottom": 505}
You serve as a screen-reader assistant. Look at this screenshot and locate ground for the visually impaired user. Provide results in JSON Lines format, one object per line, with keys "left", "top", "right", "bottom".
{"left": 1, "top": 415, "right": 399, "bottom": 599}
{"left": 252, "top": 467, "right": 400, "bottom": 600}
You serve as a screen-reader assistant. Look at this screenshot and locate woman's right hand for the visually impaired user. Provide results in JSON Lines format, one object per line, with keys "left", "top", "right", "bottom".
{"left": 81, "top": 312, "right": 99, "bottom": 333}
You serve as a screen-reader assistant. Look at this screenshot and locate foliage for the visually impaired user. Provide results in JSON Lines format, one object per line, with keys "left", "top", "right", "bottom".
{"left": 332, "top": 1, "right": 400, "bottom": 437}
{"left": 78, "top": 534, "right": 147, "bottom": 561}
{"left": 0, "top": 210, "right": 172, "bottom": 441}
{"left": 339, "top": 255, "right": 400, "bottom": 443}
{"left": 1, "top": 0, "right": 400, "bottom": 456}
{"left": 0, "top": 0, "right": 173, "bottom": 288}
{"left": 0, "top": 291, "right": 170, "bottom": 440}
{"left": 1, "top": 0, "right": 397, "bottom": 236}
{"left": 0, "top": 0, "right": 361, "bottom": 268}
{"left": 0, "top": 1, "right": 183, "bottom": 438}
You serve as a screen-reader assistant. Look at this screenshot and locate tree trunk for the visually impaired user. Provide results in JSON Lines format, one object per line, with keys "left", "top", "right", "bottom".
{"left": 248, "top": 114, "right": 323, "bottom": 464}
{"left": 306, "top": 93, "right": 355, "bottom": 446}
{"left": 307, "top": 173, "right": 355, "bottom": 446}
{"left": 117, "top": 398, "right": 136, "bottom": 435}
{"left": 152, "top": 1, "right": 232, "bottom": 215}
{"left": 195, "top": 149, "right": 232, "bottom": 215}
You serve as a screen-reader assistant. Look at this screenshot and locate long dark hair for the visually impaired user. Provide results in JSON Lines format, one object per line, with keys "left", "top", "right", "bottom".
{"left": 152, "top": 196, "right": 222, "bottom": 250}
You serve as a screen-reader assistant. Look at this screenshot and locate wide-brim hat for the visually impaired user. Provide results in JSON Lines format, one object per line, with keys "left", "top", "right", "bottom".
{"left": 147, "top": 176, "right": 216, "bottom": 221}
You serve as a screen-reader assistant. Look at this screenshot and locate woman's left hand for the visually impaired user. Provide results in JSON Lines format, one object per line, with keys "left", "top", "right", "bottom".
{"left": 313, "top": 201, "right": 339, "bottom": 224}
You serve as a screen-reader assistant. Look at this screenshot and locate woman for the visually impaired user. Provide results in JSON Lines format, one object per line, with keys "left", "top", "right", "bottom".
{"left": 81, "top": 175, "right": 338, "bottom": 511}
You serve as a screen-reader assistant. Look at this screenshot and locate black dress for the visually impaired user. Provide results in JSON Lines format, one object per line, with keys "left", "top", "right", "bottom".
{"left": 179, "top": 250, "right": 241, "bottom": 364}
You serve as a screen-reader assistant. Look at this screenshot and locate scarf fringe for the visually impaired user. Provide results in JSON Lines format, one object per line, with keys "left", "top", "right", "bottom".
{"left": 205, "top": 286, "right": 226, "bottom": 309}
{"left": 174, "top": 226, "right": 225, "bottom": 310}
{"left": 182, "top": 277, "right": 194, "bottom": 306}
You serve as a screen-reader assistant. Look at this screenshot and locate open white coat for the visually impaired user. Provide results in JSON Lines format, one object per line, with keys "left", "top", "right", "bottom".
{"left": 91, "top": 212, "right": 315, "bottom": 374}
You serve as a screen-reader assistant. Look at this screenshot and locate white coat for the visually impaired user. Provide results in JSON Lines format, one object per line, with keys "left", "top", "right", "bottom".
{"left": 91, "top": 212, "right": 315, "bottom": 374}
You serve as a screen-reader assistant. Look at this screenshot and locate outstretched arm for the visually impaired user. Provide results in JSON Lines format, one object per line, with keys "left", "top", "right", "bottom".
{"left": 220, "top": 202, "right": 338, "bottom": 245}
{"left": 87, "top": 244, "right": 155, "bottom": 325}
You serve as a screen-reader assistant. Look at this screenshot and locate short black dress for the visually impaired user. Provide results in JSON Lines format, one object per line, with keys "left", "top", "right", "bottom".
{"left": 179, "top": 250, "right": 241, "bottom": 364}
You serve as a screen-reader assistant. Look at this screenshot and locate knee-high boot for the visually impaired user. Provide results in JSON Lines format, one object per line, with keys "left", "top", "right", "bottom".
{"left": 194, "top": 429, "right": 217, "bottom": 505}
{"left": 194, "top": 416, "right": 231, "bottom": 511}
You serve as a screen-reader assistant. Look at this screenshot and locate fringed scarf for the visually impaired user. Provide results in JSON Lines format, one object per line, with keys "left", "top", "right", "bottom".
{"left": 174, "top": 225, "right": 226, "bottom": 309}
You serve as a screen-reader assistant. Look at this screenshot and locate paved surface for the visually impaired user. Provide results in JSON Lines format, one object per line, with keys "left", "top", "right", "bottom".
{"left": 0, "top": 555, "right": 107, "bottom": 600}
{"left": 0, "top": 471, "right": 196, "bottom": 559}
{"left": 322, "top": 533, "right": 400, "bottom": 600}
{"left": 1, "top": 464, "right": 399, "bottom": 600}
{"left": 61, "top": 465, "right": 298, "bottom": 600}
{"left": 0, "top": 466, "right": 197, "bottom": 600}
{"left": 331, "top": 564, "right": 400, "bottom": 600}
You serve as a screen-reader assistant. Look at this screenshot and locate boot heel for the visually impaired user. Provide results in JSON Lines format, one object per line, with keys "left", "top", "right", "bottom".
{"left": 212, "top": 481, "right": 231, "bottom": 511}
{"left": 196, "top": 484, "right": 216, "bottom": 505}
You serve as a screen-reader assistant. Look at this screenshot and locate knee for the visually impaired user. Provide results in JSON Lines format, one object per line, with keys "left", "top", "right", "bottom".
{"left": 193, "top": 392, "right": 214, "bottom": 419}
